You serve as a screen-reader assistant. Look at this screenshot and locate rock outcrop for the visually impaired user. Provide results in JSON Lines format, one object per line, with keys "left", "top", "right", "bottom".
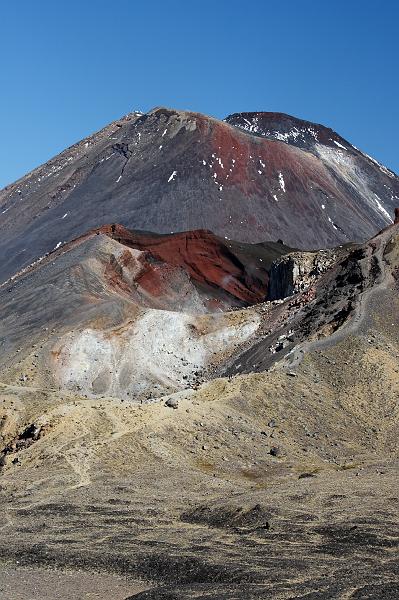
{"left": 268, "top": 248, "right": 339, "bottom": 300}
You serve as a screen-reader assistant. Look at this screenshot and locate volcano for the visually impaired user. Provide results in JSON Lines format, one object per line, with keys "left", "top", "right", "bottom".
{"left": 0, "top": 107, "right": 398, "bottom": 599}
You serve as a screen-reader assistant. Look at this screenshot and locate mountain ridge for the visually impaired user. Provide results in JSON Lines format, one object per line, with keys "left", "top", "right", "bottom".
{"left": 0, "top": 107, "right": 398, "bottom": 286}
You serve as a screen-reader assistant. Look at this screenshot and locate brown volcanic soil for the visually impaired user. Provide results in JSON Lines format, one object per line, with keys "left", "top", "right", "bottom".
{"left": 0, "top": 225, "right": 398, "bottom": 598}
{"left": 0, "top": 565, "right": 147, "bottom": 600}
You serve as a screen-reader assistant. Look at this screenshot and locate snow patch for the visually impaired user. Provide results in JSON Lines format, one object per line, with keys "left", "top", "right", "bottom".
{"left": 278, "top": 172, "right": 286, "bottom": 193}
{"left": 315, "top": 143, "right": 394, "bottom": 225}
{"left": 333, "top": 140, "right": 346, "bottom": 150}
{"left": 373, "top": 194, "right": 394, "bottom": 224}
{"left": 362, "top": 152, "right": 395, "bottom": 178}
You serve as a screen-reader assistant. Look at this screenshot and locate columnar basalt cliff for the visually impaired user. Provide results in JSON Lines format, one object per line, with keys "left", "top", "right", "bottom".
{"left": 268, "top": 248, "right": 341, "bottom": 300}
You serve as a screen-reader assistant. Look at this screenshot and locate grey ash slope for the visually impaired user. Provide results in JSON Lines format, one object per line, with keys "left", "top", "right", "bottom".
{"left": 0, "top": 107, "right": 398, "bottom": 285}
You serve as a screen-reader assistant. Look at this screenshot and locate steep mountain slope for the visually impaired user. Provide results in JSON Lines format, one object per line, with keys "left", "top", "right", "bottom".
{"left": 226, "top": 110, "right": 397, "bottom": 221}
{"left": 0, "top": 108, "right": 397, "bottom": 284}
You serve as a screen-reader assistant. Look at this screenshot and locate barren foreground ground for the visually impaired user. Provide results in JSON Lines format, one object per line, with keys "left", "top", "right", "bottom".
{"left": 0, "top": 565, "right": 147, "bottom": 599}
{"left": 0, "top": 228, "right": 398, "bottom": 598}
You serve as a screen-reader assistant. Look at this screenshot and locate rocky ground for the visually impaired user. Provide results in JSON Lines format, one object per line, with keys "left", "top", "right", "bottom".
{"left": 0, "top": 224, "right": 398, "bottom": 598}
{"left": 0, "top": 565, "right": 146, "bottom": 600}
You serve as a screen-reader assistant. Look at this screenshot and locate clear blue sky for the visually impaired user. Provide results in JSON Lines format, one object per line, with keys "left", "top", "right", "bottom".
{"left": 1, "top": 0, "right": 398, "bottom": 188}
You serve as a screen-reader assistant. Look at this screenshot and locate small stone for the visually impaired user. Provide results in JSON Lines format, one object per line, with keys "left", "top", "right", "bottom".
{"left": 202, "top": 445, "right": 208, "bottom": 450}
{"left": 298, "top": 472, "right": 315, "bottom": 479}
{"left": 165, "top": 398, "right": 178, "bottom": 409}
{"left": 270, "top": 446, "right": 280, "bottom": 457}
{"left": 268, "top": 419, "right": 277, "bottom": 428}
{"left": 286, "top": 371, "right": 297, "bottom": 377}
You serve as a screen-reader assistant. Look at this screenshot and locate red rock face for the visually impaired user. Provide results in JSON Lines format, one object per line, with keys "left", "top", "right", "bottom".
{"left": 99, "top": 224, "right": 271, "bottom": 305}
{"left": 102, "top": 244, "right": 199, "bottom": 309}
{"left": 20, "top": 223, "right": 288, "bottom": 311}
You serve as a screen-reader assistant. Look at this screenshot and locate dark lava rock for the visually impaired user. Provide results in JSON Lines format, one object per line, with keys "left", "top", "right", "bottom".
{"left": 270, "top": 447, "right": 281, "bottom": 457}
{"left": 165, "top": 398, "right": 179, "bottom": 409}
